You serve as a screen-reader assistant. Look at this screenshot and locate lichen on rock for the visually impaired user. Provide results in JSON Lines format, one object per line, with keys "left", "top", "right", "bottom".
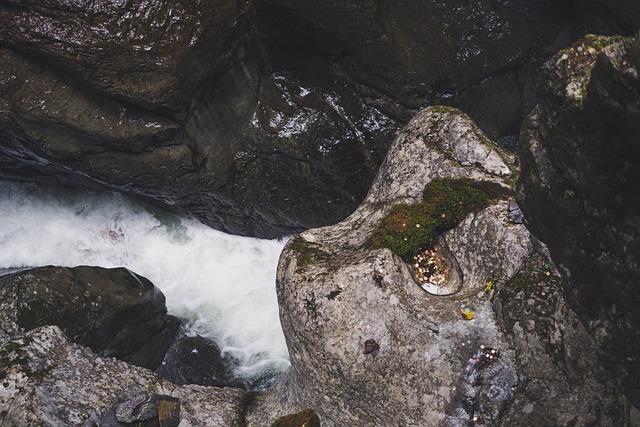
{"left": 516, "top": 33, "right": 640, "bottom": 406}
{"left": 247, "top": 106, "right": 532, "bottom": 426}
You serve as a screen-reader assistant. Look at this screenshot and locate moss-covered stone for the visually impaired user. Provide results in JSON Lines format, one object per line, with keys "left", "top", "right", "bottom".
{"left": 0, "top": 337, "right": 51, "bottom": 380}
{"left": 288, "top": 237, "right": 331, "bottom": 272}
{"left": 429, "top": 105, "right": 459, "bottom": 115}
{"left": 373, "top": 177, "right": 508, "bottom": 260}
{"left": 549, "top": 35, "right": 622, "bottom": 107}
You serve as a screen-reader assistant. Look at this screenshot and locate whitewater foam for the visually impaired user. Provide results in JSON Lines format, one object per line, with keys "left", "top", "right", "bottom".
{"left": 0, "top": 180, "right": 290, "bottom": 387}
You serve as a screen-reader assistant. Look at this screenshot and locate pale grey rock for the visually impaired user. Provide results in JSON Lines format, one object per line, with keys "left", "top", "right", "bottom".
{"left": 0, "top": 326, "right": 248, "bottom": 426}
{"left": 247, "top": 106, "right": 528, "bottom": 426}
{"left": 2, "top": 105, "right": 636, "bottom": 426}
{"left": 246, "top": 106, "right": 637, "bottom": 426}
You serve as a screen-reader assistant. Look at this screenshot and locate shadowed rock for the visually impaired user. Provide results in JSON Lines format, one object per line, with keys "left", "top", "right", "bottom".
{"left": 516, "top": 34, "right": 640, "bottom": 405}
{"left": 0, "top": 266, "right": 180, "bottom": 370}
{"left": 0, "top": 0, "right": 617, "bottom": 238}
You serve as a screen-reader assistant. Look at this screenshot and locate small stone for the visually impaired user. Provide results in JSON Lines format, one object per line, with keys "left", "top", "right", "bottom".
{"left": 158, "top": 396, "right": 180, "bottom": 427}
{"left": 302, "top": 234, "right": 317, "bottom": 243}
{"left": 116, "top": 393, "right": 158, "bottom": 424}
{"left": 363, "top": 339, "right": 380, "bottom": 358}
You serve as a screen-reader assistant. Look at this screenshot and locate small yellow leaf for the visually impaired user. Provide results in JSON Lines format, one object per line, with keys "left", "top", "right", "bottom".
{"left": 485, "top": 281, "right": 494, "bottom": 292}
{"left": 461, "top": 309, "right": 474, "bottom": 320}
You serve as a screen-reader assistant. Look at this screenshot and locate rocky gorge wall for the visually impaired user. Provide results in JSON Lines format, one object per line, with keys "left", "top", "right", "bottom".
{"left": 2, "top": 2, "right": 640, "bottom": 426}
{"left": 2, "top": 0, "right": 639, "bottom": 238}
{"left": 2, "top": 106, "right": 639, "bottom": 426}
{"left": 516, "top": 34, "right": 640, "bottom": 406}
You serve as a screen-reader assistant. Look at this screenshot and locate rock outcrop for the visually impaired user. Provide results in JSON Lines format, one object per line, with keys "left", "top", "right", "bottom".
{"left": 0, "top": 266, "right": 180, "bottom": 370}
{"left": 516, "top": 34, "right": 640, "bottom": 405}
{"left": 2, "top": 107, "right": 639, "bottom": 426}
{"left": 2, "top": 0, "right": 625, "bottom": 238}
{"left": 0, "top": 325, "right": 250, "bottom": 426}
{"left": 245, "top": 107, "right": 637, "bottom": 426}
{"left": 157, "top": 331, "right": 245, "bottom": 389}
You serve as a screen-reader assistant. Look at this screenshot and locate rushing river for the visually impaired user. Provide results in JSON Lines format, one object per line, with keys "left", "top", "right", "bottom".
{"left": 0, "top": 180, "right": 290, "bottom": 387}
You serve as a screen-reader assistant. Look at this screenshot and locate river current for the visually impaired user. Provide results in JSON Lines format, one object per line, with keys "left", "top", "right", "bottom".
{"left": 0, "top": 180, "right": 290, "bottom": 387}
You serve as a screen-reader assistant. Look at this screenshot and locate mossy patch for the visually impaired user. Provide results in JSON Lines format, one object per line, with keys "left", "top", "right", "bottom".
{"left": 288, "top": 236, "right": 331, "bottom": 272}
{"left": 554, "top": 35, "right": 623, "bottom": 105}
{"left": 0, "top": 337, "right": 50, "bottom": 380}
{"left": 429, "top": 105, "right": 459, "bottom": 115}
{"left": 372, "top": 178, "right": 508, "bottom": 260}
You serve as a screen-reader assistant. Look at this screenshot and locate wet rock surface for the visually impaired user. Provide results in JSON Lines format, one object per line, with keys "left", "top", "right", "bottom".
{"left": 0, "top": 266, "right": 180, "bottom": 370}
{"left": 516, "top": 35, "right": 640, "bottom": 405}
{"left": 0, "top": 326, "right": 250, "bottom": 426}
{"left": 2, "top": 0, "right": 628, "bottom": 238}
{"left": 1, "top": 106, "right": 639, "bottom": 426}
{"left": 157, "top": 331, "right": 244, "bottom": 389}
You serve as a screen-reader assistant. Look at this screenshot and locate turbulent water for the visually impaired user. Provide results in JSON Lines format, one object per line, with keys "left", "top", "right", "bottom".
{"left": 0, "top": 180, "right": 290, "bottom": 387}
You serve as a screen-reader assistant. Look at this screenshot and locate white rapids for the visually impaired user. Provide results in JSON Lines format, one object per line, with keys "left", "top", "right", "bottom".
{"left": 0, "top": 180, "right": 290, "bottom": 387}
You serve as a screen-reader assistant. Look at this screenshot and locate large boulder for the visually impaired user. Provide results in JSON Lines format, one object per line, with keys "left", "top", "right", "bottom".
{"left": 256, "top": 0, "right": 547, "bottom": 138}
{"left": 516, "top": 34, "right": 640, "bottom": 405}
{"left": 0, "top": 266, "right": 180, "bottom": 370}
{"left": 244, "top": 107, "right": 637, "bottom": 425}
{"left": 157, "top": 331, "right": 244, "bottom": 389}
{"left": 0, "top": 0, "right": 251, "bottom": 112}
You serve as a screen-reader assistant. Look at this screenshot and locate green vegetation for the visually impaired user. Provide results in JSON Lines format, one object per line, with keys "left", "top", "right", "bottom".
{"left": 373, "top": 177, "right": 508, "bottom": 260}
{"left": 582, "top": 33, "right": 623, "bottom": 51}
{"left": 0, "top": 336, "right": 50, "bottom": 380}
{"left": 555, "top": 35, "right": 624, "bottom": 104}
{"left": 429, "top": 105, "right": 459, "bottom": 114}
{"left": 288, "top": 236, "right": 331, "bottom": 272}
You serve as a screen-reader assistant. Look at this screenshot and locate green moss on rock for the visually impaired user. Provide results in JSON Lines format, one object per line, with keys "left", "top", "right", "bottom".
{"left": 553, "top": 35, "right": 623, "bottom": 106}
{"left": 373, "top": 177, "right": 508, "bottom": 260}
{"left": 288, "top": 236, "right": 331, "bottom": 272}
{"left": 429, "top": 105, "right": 459, "bottom": 115}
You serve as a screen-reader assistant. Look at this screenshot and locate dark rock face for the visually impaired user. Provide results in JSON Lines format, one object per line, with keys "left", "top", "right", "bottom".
{"left": 256, "top": 0, "right": 538, "bottom": 137}
{"left": 2, "top": 1, "right": 640, "bottom": 239}
{"left": 0, "top": 0, "right": 398, "bottom": 238}
{"left": 516, "top": 35, "right": 640, "bottom": 405}
{"left": 157, "top": 332, "right": 244, "bottom": 389}
{"left": 0, "top": 266, "right": 180, "bottom": 370}
{"left": 0, "top": 0, "right": 250, "bottom": 111}
{"left": 574, "top": 0, "right": 640, "bottom": 35}
{"left": 0, "top": 0, "right": 579, "bottom": 238}
{"left": 495, "top": 251, "right": 637, "bottom": 426}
